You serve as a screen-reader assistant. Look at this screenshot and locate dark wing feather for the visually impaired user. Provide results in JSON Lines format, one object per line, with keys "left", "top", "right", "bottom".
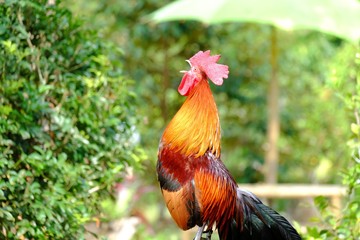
{"left": 221, "top": 189, "right": 302, "bottom": 240}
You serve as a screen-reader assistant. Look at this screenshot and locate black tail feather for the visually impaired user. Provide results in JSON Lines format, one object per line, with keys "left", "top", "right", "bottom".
{"left": 220, "top": 189, "right": 302, "bottom": 240}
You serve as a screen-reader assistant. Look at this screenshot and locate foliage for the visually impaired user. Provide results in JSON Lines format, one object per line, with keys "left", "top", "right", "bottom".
{"left": 303, "top": 44, "right": 360, "bottom": 239}
{"left": 0, "top": 0, "right": 143, "bottom": 238}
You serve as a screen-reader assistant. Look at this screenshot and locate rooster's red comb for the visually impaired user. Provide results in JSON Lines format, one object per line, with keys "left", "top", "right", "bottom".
{"left": 189, "top": 50, "right": 229, "bottom": 85}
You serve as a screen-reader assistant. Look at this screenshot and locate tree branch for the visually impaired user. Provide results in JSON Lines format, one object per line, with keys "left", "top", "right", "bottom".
{"left": 17, "top": 9, "right": 45, "bottom": 84}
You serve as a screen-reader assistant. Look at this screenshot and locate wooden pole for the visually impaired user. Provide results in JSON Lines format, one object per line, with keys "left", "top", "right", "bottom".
{"left": 264, "top": 27, "right": 279, "bottom": 185}
{"left": 237, "top": 184, "right": 347, "bottom": 198}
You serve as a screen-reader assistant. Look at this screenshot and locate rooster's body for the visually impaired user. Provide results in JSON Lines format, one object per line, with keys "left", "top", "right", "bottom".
{"left": 157, "top": 51, "right": 301, "bottom": 240}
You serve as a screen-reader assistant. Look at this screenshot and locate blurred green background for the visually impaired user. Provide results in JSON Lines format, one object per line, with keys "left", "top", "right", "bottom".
{"left": 1, "top": 0, "right": 359, "bottom": 239}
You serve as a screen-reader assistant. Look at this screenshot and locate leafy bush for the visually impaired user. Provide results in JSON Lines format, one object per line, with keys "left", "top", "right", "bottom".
{"left": 0, "top": 0, "right": 143, "bottom": 238}
{"left": 303, "top": 44, "right": 360, "bottom": 239}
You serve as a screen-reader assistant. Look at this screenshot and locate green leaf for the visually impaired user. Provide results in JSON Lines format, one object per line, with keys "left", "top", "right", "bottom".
{"left": 0, "top": 208, "right": 15, "bottom": 221}
{"left": 19, "top": 129, "right": 31, "bottom": 139}
{"left": 1, "top": 40, "right": 17, "bottom": 53}
{"left": 350, "top": 123, "right": 360, "bottom": 135}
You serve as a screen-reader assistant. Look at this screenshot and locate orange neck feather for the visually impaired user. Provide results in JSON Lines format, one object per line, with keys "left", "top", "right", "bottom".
{"left": 162, "top": 79, "right": 221, "bottom": 158}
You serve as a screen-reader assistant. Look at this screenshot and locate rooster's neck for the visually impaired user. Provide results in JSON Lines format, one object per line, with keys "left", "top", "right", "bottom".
{"left": 162, "top": 79, "right": 220, "bottom": 158}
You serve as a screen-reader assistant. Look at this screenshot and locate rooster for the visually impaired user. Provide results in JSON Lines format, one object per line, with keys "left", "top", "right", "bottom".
{"left": 157, "top": 50, "right": 301, "bottom": 240}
